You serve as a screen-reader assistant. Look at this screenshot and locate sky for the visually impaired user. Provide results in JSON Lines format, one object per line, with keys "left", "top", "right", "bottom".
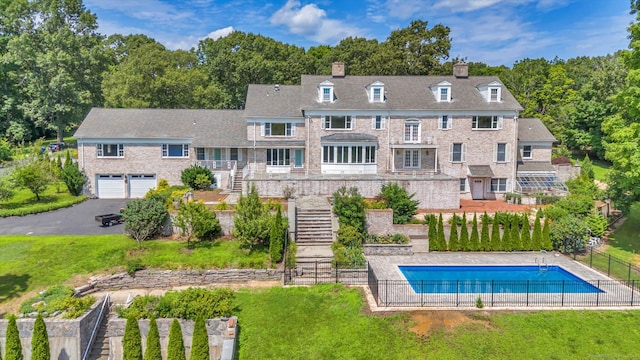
{"left": 84, "top": 0, "right": 634, "bottom": 66}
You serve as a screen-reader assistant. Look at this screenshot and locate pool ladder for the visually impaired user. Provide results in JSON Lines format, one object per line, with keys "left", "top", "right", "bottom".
{"left": 535, "top": 257, "right": 548, "bottom": 272}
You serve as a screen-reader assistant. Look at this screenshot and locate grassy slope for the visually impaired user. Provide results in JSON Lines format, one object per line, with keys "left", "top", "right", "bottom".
{"left": 0, "top": 183, "right": 86, "bottom": 216}
{"left": 235, "top": 285, "right": 640, "bottom": 360}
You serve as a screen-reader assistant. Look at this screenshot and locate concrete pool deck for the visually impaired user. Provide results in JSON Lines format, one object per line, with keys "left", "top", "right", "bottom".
{"left": 366, "top": 252, "right": 640, "bottom": 309}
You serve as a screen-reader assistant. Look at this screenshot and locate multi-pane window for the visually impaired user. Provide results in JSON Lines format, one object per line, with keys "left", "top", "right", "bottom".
{"left": 450, "top": 143, "right": 464, "bottom": 162}
{"left": 322, "top": 87, "right": 331, "bottom": 102}
{"left": 523, "top": 145, "right": 532, "bottom": 159}
{"left": 97, "top": 144, "right": 124, "bottom": 157}
{"left": 322, "top": 145, "right": 376, "bottom": 164}
{"left": 490, "top": 178, "right": 507, "bottom": 192}
{"left": 323, "top": 115, "right": 352, "bottom": 129}
{"left": 496, "top": 143, "right": 507, "bottom": 162}
{"left": 404, "top": 150, "right": 419, "bottom": 168}
{"left": 265, "top": 122, "right": 292, "bottom": 136}
{"left": 196, "top": 148, "right": 205, "bottom": 160}
{"left": 372, "top": 87, "right": 382, "bottom": 102}
{"left": 373, "top": 115, "right": 385, "bottom": 130}
{"left": 472, "top": 115, "right": 502, "bottom": 129}
{"left": 459, "top": 178, "right": 467, "bottom": 192}
{"left": 162, "top": 144, "right": 189, "bottom": 157}
{"left": 490, "top": 88, "right": 499, "bottom": 101}
{"left": 266, "top": 148, "right": 290, "bottom": 166}
{"left": 404, "top": 121, "right": 420, "bottom": 142}
{"left": 439, "top": 115, "right": 451, "bottom": 130}
{"left": 440, "top": 87, "right": 448, "bottom": 101}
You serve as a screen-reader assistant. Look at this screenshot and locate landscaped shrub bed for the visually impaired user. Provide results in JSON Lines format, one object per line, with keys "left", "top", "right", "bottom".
{"left": 117, "top": 287, "right": 235, "bottom": 320}
{"left": 365, "top": 233, "right": 409, "bottom": 244}
{"left": 19, "top": 285, "right": 95, "bottom": 319}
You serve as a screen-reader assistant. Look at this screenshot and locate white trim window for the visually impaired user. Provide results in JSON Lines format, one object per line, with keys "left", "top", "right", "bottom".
{"left": 489, "top": 87, "right": 501, "bottom": 102}
{"left": 459, "top": 178, "right": 467, "bottom": 192}
{"left": 372, "top": 115, "right": 385, "bottom": 130}
{"left": 404, "top": 120, "right": 420, "bottom": 143}
{"left": 372, "top": 87, "right": 383, "bottom": 102}
{"left": 438, "top": 115, "right": 452, "bottom": 130}
{"left": 322, "top": 115, "right": 352, "bottom": 129}
{"left": 319, "top": 81, "right": 334, "bottom": 102}
{"left": 472, "top": 115, "right": 503, "bottom": 129}
{"left": 523, "top": 145, "right": 532, "bottom": 159}
{"left": 495, "top": 143, "right": 511, "bottom": 162}
{"left": 323, "top": 145, "right": 376, "bottom": 164}
{"left": 264, "top": 122, "right": 293, "bottom": 136}
{"left": 97, "top": 144, "right": 124, "bottom": 158}
{"left": 403, "top": 150, "right": 420, "bottom": 168}
{"left": 162, "top": 144, "right": 189, "bottom": 158}
{"left": 450, "top": 143, "right": 466, "bottom": 162}
{"left": 266, "top": 148, "right": 290, "bottom": 166}
{"left": 490, "top": 178, "right": 507, "bottom": 192}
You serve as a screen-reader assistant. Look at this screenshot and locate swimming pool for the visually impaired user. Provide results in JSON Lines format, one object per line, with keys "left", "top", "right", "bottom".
{"left": 398, "top": 265, "right": 603, "bottom": 294}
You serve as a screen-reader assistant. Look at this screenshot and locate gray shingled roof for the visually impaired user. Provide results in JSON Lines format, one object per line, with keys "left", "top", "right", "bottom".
{"left": 518, "top": 118, "right": 556, "bottom": 143}
{"left": 321, "top": 133, "right": 379, "bottom": 143}
{"left": 517, "top": 161, "right": 557, "bottom": 172}
{"left": 299, "top": 75, "right": 524, "bottom": 112}
{"left": 74, "top": 108, "right": 248, "bottom": 147}
{"left": 468, "top": 165, "right": 494, "bottom": 177}
{"left": 244, "top": 84, "right": 303, "bottom": 118}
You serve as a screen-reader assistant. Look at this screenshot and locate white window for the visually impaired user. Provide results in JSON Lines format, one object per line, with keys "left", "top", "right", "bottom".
{"left": 450, "top": 143, "right": 466, "bottom": 162}
{"left": 404, "top": 121, "right": 420, "bottom": 143}
{"left": 264, "top": 122, "right": 293, "bottom": 136}
{"left": 322, "top": 145, "right": 376, "bottom": 164}
{"left": 162, "top": 144, "right": 189, "bottom": 158}
{"left": 490, "top": 178, "right": 507, "bottom": 192}
{"left": 459, "top": 178, "right": 467, "bottom": 192}
{"left": 495, "top": 143, "right": 508, "bottom": 162}
{"left": 404, "top": 150, "right": 419, "bottom": 168}
{"left": 438, "top": 115, "right": 452, "bottom": 130}
{"left": 472, "top": 115, "right": 503, "bottom": 129}
{"left": 322, "top": 115, "right": 352, "bottom": 129}
{"left": 322, "top": 87, "right": 332, "bottom": 102}
{"left": 97, "top": 144, "right": 123, "bottom": 158}
{"left": 372, "top": 115, "right": 385, "bottom": 130}
{"left": 372, "top": 87, "right": 383, "bottom": 102}
{"left": 490, "top": 87, "right": 500, "bottom": 102}
{"left": 523, "top": 145, "right": 532, "bottom": 159}
{"left": 441, "top": 87, "right": 449, "bottom": 101}
{"left": 266, "top": 148, "right": 290, "bottom": 166}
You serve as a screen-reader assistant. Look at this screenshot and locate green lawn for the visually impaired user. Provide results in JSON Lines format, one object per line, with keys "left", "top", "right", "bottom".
{"left": 607, "top": 203, "right": 640, "bottom": 256}
{"left": 0, "top": 182, "right": 86, "bottom": 217}
{"left": 0, "top": 235, "right": 268, "bottom": 303}
{"left": 591, "top": 158, "right": 611, "bottom": 182}
{"left": 235, "top": 285, "right": 640, "bottom": 360}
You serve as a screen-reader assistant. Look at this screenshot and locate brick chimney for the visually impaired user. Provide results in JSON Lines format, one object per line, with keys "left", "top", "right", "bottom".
{"left": 332, "top": 62, "right": 345, "bottom": 77}
{"left": 453, "top": 62, "right": 468, "bottom": 78}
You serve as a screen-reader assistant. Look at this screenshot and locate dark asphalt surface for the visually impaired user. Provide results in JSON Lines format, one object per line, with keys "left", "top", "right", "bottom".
{"left": 0, "top": 199, "right": 130, "bottom": 235}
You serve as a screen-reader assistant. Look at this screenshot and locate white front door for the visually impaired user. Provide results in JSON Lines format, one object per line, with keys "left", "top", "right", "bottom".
{"left": 472, "top": 179, "right": 484, "bottom": 200}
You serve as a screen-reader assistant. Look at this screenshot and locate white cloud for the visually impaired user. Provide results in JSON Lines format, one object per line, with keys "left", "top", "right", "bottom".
{"left": 203, "top": 26, "right": 235, "bottom": 41}
{"left": 85, "top": 0, "right": 192, "bottom": 24}
{"left": 270, "top": 0, "right": 362, "bottom": 43}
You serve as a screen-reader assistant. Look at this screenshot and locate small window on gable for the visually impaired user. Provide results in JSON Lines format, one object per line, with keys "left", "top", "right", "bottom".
{"left": 319, "top": 81, "right": 334, "bottom": 103}
{"left": 373, "top": 88, "right": 382, "bottom": 102}
{"left": 490, "top": 88, "right": 499, "bottom": 101}
{"left": 367, "top": 81, "right": 385, "bottom": 103}
{"left": 440, "top": 88, "right": 448, "bottom": 101}
{"left": 322, "top": 87, "right": 331, "bottom": 101}
{"left": 435, "top": 81, "right": 452, "bottom": 102}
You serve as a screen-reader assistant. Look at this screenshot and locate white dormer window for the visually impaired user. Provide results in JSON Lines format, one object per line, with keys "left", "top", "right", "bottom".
{"left": 490, "top": 88, "right": 499, "bottom": 101}
{"left": 367, "top": 81, "right": 385, "bottom": 103}
{"left": 319, "top": 80, "right": 334, "bottom": 103}
{"left": 434, "top": 81, "right": 452, "bottom": 102}
{"left": 479, "top": 81, "right": 502, "bottom": 102}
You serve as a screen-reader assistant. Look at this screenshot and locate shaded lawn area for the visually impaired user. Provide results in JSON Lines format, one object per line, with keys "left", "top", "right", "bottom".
{"left": 0, "top": 235, "right": 268, "bottom": 303}
{"left": 235, "top": 285, "right": 640, "bottom": 360}
{"left": 0, "top": 182, "right": 86, "bottom": 216}
{"left": 606, "top": 203, "right": 640, "bottom": 258}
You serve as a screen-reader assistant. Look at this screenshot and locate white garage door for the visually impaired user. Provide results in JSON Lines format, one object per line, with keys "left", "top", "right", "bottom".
{"left": 129, "top": 174, "right": 157, "bottom": 198}
{"left": 97, "top": 175, "right": 125, "bottom": 199}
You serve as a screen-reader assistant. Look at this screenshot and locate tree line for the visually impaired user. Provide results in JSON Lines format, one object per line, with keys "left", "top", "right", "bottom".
{"left": 2, "top": 0, "right": 640, "bottom": 211}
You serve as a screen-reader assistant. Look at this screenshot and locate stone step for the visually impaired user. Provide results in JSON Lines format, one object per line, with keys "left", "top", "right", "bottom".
{"left": 297, "top": 228, "right": 333, "bottom": 233}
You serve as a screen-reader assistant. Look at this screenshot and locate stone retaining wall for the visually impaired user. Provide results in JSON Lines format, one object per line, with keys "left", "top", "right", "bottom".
{"left": 88, "top": 269, "right": 281, "bottom": 292}
{"left": 365, "top": 209, "right": 428, "bottom": 237}
{"left": 364, "top": 244, "right": 413, "bottom": 256}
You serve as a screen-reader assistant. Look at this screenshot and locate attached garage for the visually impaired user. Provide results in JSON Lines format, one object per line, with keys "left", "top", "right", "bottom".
{"left": 129, "top": 174, "right": 157, "bottom": 198}
{"left": 97, "top": 175, "right": 125, "bottom": 199}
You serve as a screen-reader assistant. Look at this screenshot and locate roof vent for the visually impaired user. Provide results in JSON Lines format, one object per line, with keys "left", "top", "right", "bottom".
{"left": 453, "top": 62, "right": 468, "bottom": 78}
{"left": 332, "top": 62, "right": 345, "bottom": 78}
{"left": 274, "top": 84, "right": 280, "bottom": 92}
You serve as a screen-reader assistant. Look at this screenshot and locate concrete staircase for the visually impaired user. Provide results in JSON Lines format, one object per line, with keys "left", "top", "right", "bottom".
{"left": 295, "top": 196, "right": 335, "bottom": 262}
{"left": 232, "top": 175, "right": 243, "bottom": 192}
{"left": 87, "top": 310, "right": 111, "bottom": 360}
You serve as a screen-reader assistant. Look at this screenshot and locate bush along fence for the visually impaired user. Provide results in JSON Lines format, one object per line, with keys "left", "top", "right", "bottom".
{"left": 577, "top": 248, "right": 640, "bottom": 282}
{"left": 284, "top": 260, "right": 368, "bottom": 285}
{"left": 367, "top": 266, "right": 640, "bottom": 308}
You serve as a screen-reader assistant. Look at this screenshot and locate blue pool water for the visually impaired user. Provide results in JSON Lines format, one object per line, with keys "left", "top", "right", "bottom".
{"left": 398, "top": 265, "right": 603, "bottom": 293}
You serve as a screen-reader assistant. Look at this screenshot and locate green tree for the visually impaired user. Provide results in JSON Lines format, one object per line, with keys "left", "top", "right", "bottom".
{"left": 427, "top": 214, "right": 438, "bottom": 251}
{"left": 511, "top": 215, "right": 523, "bottom": 251}
{"left": 167, "top": 319, "right": 186, "bottom": 360}
{"left": 31, "top": 314, "right": 50, "bottom": 360}
{"left": 5, "top": 315, "right": 23, "bottom": 360}
{"left": 501, "top": 221, "right": 512, "bottom": 251}
{"left": 190, "top": 316, "right": 209, "bottom": 360}
{"left": 13, "top": 160, "right": 51, "bottom": 201}
{"left": 542, "top": 218, "right": 553, "bottom": 250}
{"left": 437, "top": 213, "right": 447, "bottom": 251}
{"left": 550, "top": 214, "right": 589, "bottom": 253}
{"left": 123, "top": 198, "right": 168, "bottom": 248}
{"left": 0, "top": 176, "right": 14, "bottom": 202}
{"left": 332, "top": 186, "right": 366, "bottom": 234}
{"left": 144, "top": 318, "right": 162, "bottom": 360}
{"left": 448, "top": 215, "right": 460, "bottom": 251}
{"left": 532, "top": 211, "right": 543, "bottom": 250}
{"left": 174, "top": 202, "right": 221, "bottom": 248}
{"left": 269, "top": 207, "right": 285, "bottom": 263}
{"left": 233, "top": 183, "right": 270, "bottom": 250}
{"left": 469, "top": 213, "right": 480, "bottom": 251}
{"left": 459, "top": 213, "right": 470, "bottom": 251}
{"left": 490, "top": 216, "right": 501, "bottom": 251}
{"left": 123, "top": 316, "right": 142, "bottom": 360}
{"left": 379, "top": 182, "right": 419, "bottom": 224}
{"left": 521, "top": 213, "right": 532, "bottom": 251}
{"left": 480, "top": 212, "right": 490, "bottom": 251}
{"left": 180, "top": 165, "right": 214, "bottom": 191}
{"left": 60, "top": 161, "right": 86, "bottom": 196}
{"left": 331, "top": 225, "right": 365, "bottom": 267}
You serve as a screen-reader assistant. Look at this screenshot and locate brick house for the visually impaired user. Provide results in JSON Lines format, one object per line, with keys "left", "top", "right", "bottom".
{"left": 74, "top": 62, "right": 565, "bottom": 207}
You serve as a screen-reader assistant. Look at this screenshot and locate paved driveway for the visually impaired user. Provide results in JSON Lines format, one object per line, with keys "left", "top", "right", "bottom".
{"left": 0, "top": 199, "right": 130, "bottom": 235}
